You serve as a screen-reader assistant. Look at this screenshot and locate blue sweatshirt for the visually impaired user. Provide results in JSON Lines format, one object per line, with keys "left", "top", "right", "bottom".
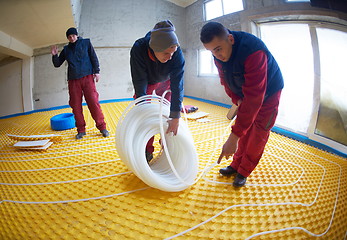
{"left": 130, "top": 32, "right": 185, "bottom": 118}
{"left": 52, "top": 37, "right": 100, "bottom": 80}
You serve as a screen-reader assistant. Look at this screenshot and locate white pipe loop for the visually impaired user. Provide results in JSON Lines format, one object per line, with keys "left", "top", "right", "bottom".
{"left": 116, "top": 94, "right": 198, "bottom": 192}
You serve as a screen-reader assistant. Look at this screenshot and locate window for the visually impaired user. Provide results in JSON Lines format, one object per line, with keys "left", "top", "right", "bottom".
{"left": 260, "top": 23, "right": 314, "bottom": 134}
{"left": 315, "top": 28, "right": 347, "bottom": 146}
{"left": 199, "top": 49, "right": 218, "bottom": 76}
{"left": 204, "top": 0, "right": 244, "bottom": 21}
{"left": 259, "top": 22, "right": 347, "bottom": 152}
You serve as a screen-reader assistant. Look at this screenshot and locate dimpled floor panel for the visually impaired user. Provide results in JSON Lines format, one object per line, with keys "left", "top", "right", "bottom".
{"left": 0, "top": 98, "right": 346, "bottom": 240}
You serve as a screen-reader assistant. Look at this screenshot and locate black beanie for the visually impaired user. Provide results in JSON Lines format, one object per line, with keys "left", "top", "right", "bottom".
{"left": 66, "top": 27, "right": 78, "bottom": 38}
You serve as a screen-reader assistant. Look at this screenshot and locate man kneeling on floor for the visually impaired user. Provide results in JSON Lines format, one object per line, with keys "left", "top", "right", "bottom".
{"left": 51, "top": 27, "right": 109, "bottom": 140}
{"left": 200, "top": 22, "right": 284, "bottom": 187}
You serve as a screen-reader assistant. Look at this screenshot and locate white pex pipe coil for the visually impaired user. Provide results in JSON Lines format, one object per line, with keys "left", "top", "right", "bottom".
{"left": 116, "top": 94, "right": 199, "bottom": 192}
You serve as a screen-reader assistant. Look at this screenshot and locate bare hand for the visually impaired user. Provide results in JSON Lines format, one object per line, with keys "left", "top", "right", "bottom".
{"left": 51, "top": 45, "right": 58, "bottom": 55}
{"left": 94, "top": 73, "right": 100, "bottom": 82}
{"left": 166, "top": 118, "right": 179, "bottom": 136}
{"left": 217, "top": 132, "right": 239, "bottom": 164}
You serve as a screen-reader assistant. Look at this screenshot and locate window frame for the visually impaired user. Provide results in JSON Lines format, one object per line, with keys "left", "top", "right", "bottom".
{"left": 203, "top": 0, "right": 244, "bottom": 21}
{"left": 307, "top": 22, "right": 347, "bottom": 152}
{"left": 256, "top": 20, "right": 347, "bottom": 154}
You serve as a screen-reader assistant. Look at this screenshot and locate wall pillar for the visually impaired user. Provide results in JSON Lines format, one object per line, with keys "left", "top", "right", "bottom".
{"left": 22, "top": 57, "right": 34, "bottom": 112}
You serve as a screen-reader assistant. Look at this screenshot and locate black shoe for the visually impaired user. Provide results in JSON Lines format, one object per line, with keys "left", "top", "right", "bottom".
{"left": 145, "top": 151, "right": 153, "bottom": 163}
{"left": 101, "top": 129, "right": 110, "bottom": 137}
{"left": 76, "top": 132, "right": 86, "bottom": 140}
{"left": 219, "top": 166, "right": 237, "bottom": 177}
{"left": 233, "top": 173, "right": 247, "bottom": 187}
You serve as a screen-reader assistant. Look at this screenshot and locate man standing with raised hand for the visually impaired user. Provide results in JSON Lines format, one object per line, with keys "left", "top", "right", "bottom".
{"left": 200, "top": 22, "right": 284, "bottom": 187}
{"left": 51, "top": 27, "right": 109, "bottom": 140}
{"left": 130, "top": 20, "right": 185, "bottom": 162}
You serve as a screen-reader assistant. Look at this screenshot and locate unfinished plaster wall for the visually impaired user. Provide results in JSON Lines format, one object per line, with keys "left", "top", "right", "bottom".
{"left": 0, "top": 60, "right": 23, "bottom": 117}
{"left": 33, "top": 53, "right": 69, "bottom": 110}
{"left": 32, "top": 0, "right": 185, "bottom": 110}
{"left": 78, "top": 0, "right": 186, "bottom": 101}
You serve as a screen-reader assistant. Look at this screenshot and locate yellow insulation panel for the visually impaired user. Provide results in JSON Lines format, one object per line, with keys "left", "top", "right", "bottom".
{"left": 0, "top": 98, "right": 346, "bottom": 240}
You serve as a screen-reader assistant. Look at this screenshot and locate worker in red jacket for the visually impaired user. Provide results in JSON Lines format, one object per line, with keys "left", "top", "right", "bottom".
{"left": 200, "top": 22, "right": 284, "bottom": 187}
{"left": 51, "top": 27, "right": 109, "bottom": 140}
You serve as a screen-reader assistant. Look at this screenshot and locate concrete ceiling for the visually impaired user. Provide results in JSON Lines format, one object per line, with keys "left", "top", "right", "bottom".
{"left": 0, "top": 52, "right": 8, "bottom": 62}
{"left": 0, "top": 0, "right": 196, "bottom": 60}
{"left": 165, "top": 0, "right": 198, "bottom": 8}
{"left": 0, "top": 0, "right": 75, "bottom": 59}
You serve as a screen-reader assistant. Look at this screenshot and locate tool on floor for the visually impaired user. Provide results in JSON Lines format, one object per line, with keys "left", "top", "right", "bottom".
{"left": 7, "top": 133, "right": 62, "bottom": 150}
{"left": 13, "top": 139, "right": 53, "bottom": 150}
{"left": 186, "top": 111, "right": 209, "bottom": 120}
{"left": 7, "top": 134, "right": 63, "bottom": 142}
{"left": 181, "top": 105, "right": 198, "bottom": 113}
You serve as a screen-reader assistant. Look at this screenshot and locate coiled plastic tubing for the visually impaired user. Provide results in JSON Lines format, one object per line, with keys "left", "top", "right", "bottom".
{"left": 116, "top": 94, "right": 199, "bottom": 192}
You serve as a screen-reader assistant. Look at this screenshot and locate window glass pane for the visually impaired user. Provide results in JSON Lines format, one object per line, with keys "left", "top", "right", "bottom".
{"left": 199, "top": 49, "right": 218, "bottom": 75}
{"left": 212, "top": 61, "right": 218, "bottom": 74}
{"left": 199, "top": 50, "right": 213, "bottom": 75}
{"left": 315, "top": 28, "right": 347, "bottom": 145}
{"left": 286, "top": 0, "right": 310, "bottom": 2}
{"left": 260, "top": 23, "right": 314, "bottom": 133}
{"left": 223, "top": 0, "right": 244, "bottom": 14}
{"left": 205, "top": 0, "right": 222, "bottom": 21}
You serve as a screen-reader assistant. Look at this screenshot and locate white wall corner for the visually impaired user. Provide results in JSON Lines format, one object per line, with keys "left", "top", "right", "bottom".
{"left": 22, "top": 57, "right": 34, "bottom": 112}
{"left": 70, "top": 0, "right": 83, "bottom": 28}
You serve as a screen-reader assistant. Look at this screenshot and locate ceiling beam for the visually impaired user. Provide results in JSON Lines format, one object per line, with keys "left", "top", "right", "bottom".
{"left": 0, "top": 30, "right": 33, "bottom": 59}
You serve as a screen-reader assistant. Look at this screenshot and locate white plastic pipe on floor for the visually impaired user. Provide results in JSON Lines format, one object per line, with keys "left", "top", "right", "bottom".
{"left": 115, "top": 94, "right": 198, "bottom": 192}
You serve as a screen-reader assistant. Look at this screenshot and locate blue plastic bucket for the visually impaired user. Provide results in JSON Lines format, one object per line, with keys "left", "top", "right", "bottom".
{"left": 50, "top": 113, "right": 76, "bottom": 131}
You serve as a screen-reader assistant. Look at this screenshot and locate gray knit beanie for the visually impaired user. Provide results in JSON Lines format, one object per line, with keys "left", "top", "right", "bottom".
{"left": 149, "top": 20, "right": 179, "bottom": 52}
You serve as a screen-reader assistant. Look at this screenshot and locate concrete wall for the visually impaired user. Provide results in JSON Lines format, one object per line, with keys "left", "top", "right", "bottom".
{"left": 22, "top": 0, "right": 347, "bottom": 112}
{"left": 32, "top": 0, "right": 185, "bottom": 110}
{"left": 71, "top": 0, "right": 84, "bottom": 28}
{"left": 33, "top": 54, "right": 69, "bottom": 110}
{"left": 183, "top": 0, "right": 347, "bottom": 105}
{"left": 184, "top": 0, "right": 242, "bottom": 105}
{"left": 79, "top": 0, "right": 186, "bottom": 47}
{"left": 0, "top": 60, "right": 23, "bottom": 117}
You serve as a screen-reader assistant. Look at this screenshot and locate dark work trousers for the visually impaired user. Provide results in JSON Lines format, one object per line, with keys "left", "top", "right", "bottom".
{"left": 68, "top": 74, "right": 106, "bottom": 133}
{"left": 230, "top": 90, "right": 282, "bottom": 177}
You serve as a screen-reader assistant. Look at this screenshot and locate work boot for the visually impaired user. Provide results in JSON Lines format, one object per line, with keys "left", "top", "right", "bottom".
{"left": 101, "top": 129, "right": 110, "bottom": 137}
{"left": 76, "top": 132, "right": 86, "bottom": 140}
{"left": 219, "top": 166, "right": 237, "bottom": 177}
{"left": 233, "top": 173, "right": 247, "bottom": 187}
